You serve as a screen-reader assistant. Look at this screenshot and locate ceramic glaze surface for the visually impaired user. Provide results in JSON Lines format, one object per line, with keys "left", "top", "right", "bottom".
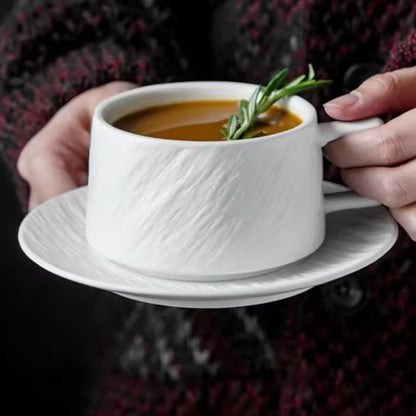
{"left": 86, "top": 82, "right": 382, "bottom": 279}
{"left": 87, "top": 118, "right": 322, "bottom": 277}
{"left": 18, "top": 182, "right": 398, "bottom": 308}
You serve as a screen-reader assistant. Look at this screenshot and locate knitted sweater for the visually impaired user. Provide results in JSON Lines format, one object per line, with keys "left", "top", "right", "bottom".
{"left": 1, "top": 1, "right": 416, "bottom": 415}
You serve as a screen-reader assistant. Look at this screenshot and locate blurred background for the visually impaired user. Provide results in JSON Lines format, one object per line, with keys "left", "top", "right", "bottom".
{"left": 0, "top": 4, "right": 131, "bottom": 415}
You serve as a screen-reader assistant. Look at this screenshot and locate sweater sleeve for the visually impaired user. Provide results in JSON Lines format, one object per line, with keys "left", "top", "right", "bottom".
{"left": 0, "top": 0, "right": 189, "bottom": 207}
{"left": 383, "top": 29, "right": 416, "bottom": 72}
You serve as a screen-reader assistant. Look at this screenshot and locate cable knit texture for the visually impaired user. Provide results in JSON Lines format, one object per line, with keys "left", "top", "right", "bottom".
{"left": 1, "top": 1, "right": 416, "bottom": 415}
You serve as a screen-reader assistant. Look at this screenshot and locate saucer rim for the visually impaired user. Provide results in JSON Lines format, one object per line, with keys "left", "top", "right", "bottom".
{"left": 18, "top": 182, "right": 399, "bottom": 299}
{"left": 115, "top": 286, "right": 312, "bottom": 308}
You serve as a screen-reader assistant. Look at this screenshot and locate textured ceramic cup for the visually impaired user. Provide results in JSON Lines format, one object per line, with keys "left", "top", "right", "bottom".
{"left": 86, "top": 82, "right": 382, "bottom": 281}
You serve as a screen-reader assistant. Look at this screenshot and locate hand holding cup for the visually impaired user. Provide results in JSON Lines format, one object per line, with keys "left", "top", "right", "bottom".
{"left": 324, "top": 67, "right": 416, "bottom": 240}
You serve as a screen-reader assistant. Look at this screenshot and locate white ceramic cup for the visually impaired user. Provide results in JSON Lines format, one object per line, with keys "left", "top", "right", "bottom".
{"left": 86, "top": 81, "right": 382, "bottom": 281}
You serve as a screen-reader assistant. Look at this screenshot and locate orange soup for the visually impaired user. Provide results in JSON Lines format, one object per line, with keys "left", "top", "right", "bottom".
{"left": 114, "top": 100, "right": 302, "bottom": 141}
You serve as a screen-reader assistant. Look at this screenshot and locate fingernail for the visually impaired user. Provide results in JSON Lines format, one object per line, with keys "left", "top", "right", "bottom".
{"left": 323, "top": 91, "right": 359, "bottom": 108}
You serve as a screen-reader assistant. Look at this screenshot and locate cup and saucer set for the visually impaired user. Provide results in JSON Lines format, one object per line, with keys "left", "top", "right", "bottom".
{"left": 18, "top": 82, "right": 398, "bottom": 309}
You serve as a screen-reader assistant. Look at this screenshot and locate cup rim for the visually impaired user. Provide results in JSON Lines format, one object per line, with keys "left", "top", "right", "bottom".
{"left": 93, "top": 81, "right": 317, "bottom": 147}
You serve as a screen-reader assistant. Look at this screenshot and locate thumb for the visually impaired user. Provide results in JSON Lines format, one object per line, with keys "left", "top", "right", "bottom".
{"left": 55, "top": 81, "right": 137, "bottom": 125}
{"left": 82, "top": 81, "right": 137, "bottom": 114}
{"left": 323, "top": 66, "right": 416, "bottom": 120}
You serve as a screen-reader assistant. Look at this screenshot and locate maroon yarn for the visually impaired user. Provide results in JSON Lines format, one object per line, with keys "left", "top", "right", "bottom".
{"left": 1, "top": 1, "right": 416, "bottom": 415}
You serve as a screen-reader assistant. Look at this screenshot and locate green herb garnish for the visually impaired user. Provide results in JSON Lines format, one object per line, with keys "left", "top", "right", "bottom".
{"left": 221, "top": 65, "right": 331, "bottom": 140}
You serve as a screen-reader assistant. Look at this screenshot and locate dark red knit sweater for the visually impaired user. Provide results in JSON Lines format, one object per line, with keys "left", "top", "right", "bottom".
{"left": 1, "top": 1, "right": 416, "bottom": 415}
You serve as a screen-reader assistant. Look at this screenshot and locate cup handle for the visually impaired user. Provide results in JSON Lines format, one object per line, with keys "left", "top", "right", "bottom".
{"left": 324, "top": 191, "right": 380, "bottom": 214}
{"left": 317, "top": 117, "right": 383, "bottom": 147}
{"left": 318, "top": 117, "right": 384, "bottom": 213}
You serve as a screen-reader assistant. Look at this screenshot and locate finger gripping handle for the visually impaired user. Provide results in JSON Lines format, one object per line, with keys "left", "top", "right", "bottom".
{"left": 318, "top": 117, "right": 383, "bottom": 147}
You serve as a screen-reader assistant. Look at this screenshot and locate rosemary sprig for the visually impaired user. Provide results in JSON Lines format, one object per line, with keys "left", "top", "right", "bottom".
{"left": 221, "top": 65, "right": 331, "bottom": 140}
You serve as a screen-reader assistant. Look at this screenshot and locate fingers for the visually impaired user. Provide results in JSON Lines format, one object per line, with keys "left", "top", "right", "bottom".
{"left": 390, "top": 205, "right": 416, "bottom": 241}
{"left": 19, "top": 81, "right": 136, "bottom": 209}
{"left": 21, "top": 148, "right": 83, "bottom": 210}
{"left": 323, "top": 67, "right": 416, "bottom": 240}
{"left": 27, "top": 169, "right": 78, "bottom": 210}
{"left": 340, "top": 160, "right": 416, "bottom": 240}
{"left": 324, "top": 67, "right": 416, "bottom": 120}
{"left": 324, "top": 107, "right": 416, "bottom": 168}
{"left": 341, "top": 159, "right": 416, "bottom": 209}
{"left": 81, "top": 81, "right": 136, "bottom": 114}
{"left": 55, "top": 81, "right": 136, "bottom": 129}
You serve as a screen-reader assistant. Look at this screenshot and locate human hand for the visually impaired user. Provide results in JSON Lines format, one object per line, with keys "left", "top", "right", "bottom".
{"left": 17, "top": 81, "right": 136, "bottom": 210}
{"left": 323, "top": 66, "right": 416, "bottom": 240}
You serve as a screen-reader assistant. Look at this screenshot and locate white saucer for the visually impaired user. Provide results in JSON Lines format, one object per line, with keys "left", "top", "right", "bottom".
{"left": 18, "top": 182, "right": 398, "bottom": 308}
{"left": 116, "top": 287, "right": 311, "bottom": 308}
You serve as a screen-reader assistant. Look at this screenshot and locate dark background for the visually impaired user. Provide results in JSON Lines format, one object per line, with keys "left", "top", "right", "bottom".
{"left": 0, "top": 4, "right": 132, "bottom": 415}
{"left": 0, "top": 155, "right": 132, "bottom": 415}
{"left": 0, "top": 160, "right": 132, "bottom": 415}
